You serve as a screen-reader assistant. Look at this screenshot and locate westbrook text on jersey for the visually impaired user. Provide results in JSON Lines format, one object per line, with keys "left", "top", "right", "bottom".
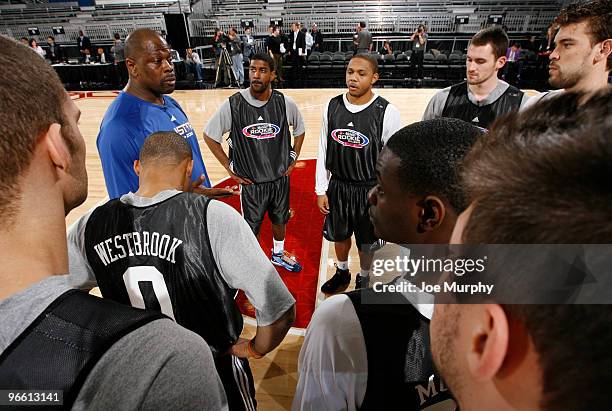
{"left": 93, "top": 231, "right": 184, "bottom": 266}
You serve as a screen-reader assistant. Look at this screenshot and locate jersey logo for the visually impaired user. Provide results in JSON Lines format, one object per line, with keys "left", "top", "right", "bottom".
{"left": 257, "top": 116, "right": 264, "bottom": 121}
{"left": 174, "top": 121, "right": 195, "bottom": 139}
{"left": 170, "top": 115, "right": 177, "bottom": 122}
{"left": 347, "top": 122, "right": 354, "bottom": 127}
{"left": 331, "top": 128, "right": 370, "bottom": 148}
{"left": 242, "top": 122, "right": 281, "bottom": 140}
{"left": 471, "top": 116, "right": 479, "bottom": 123}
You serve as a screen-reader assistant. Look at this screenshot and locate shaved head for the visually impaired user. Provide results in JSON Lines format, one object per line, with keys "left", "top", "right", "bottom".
{"left": 125, "top": 28, "right": 167, "bottom": 60}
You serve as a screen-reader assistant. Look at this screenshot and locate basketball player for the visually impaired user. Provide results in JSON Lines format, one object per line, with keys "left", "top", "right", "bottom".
{"left": 432, "top": 90, "right": 612, "bottom": 411}
{"left": 97, "top": 28, "right": 234, "bottom": 200}
{"left": 68, "top": 132, "right": 296, "bottom": 411}
{"left": 316, "top": 54, "right": 401, "bottom": 294}
{"left": 422, "top": 27, "right": 530, "bottom": 129}
{"left": 0, "top": 37, "right": 227, "bottom": 409}
{"left": 204, "top": 53, "right": 306, "bottom": 272}
{"left": 294, "top": 119, "right": 482, "bottom": 411}
{"left": 523, "top": 0, "right": 611, "bottom": 108}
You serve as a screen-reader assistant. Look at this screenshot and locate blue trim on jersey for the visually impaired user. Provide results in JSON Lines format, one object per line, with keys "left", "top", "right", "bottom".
{"left": 97, "top": 91, "right": 210, "bottom": 199}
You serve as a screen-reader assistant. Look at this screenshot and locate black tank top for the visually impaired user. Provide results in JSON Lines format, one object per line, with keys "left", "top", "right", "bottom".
{"left": 228, "top": 90, "right": 292, "bottom": 183}
{"left": 325, "top": 94, "right": 389, "bottom": 182}
{"left": 83, "top": 192, "right": 243, "bottom": 356}
{"left": 442, "top": 81, "right": 524, "bottom": 129}
{"left": 346, "top": 287, "right": 457, "bottom": 410}
{"left": 0, "top": 290, "right": 164, "bottom": 409}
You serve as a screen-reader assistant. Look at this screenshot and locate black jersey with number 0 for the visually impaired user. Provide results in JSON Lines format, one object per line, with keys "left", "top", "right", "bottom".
{"left": 228, "top": 90, "right": 292, "bottom": 183}
{"left": 442, "top": 81, "right": 524, "bottom": 129}
{"left": 83, "top": 192, "right": 242, "bottom": 356}
{"left": 325, "top": 94, "right": 389, "bottom": 182}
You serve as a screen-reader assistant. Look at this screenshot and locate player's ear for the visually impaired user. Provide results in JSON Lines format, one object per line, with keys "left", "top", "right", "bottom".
{"left": 371, "top": 71, "right": 379, "bottom": 85}
{"left": 496, "top": 56, "right": 507, "bottom": 70}
{"left": 596, "top": 39, "right": 612, "bottom": 64}
{"left": 126, "top": 57, "right": 137, "bottom": 78}
{"left": 186, "top": 159, "right": 194, "bottom": 179}
{"left": 44, "top": 123, "right": 70, "bottom": 172}
{"left": 466, "top": 304, "right": 509, "bottom": 382}
{"left": 417, "top": 195, "right": 446, "bottom": 233}
{"left": 133, "top": 160, "right": 141, "bottom": 176}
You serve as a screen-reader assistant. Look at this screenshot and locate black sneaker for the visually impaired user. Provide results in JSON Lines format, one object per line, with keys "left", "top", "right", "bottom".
{"left": 321, "top": 266, "right": 351, "bottom": 295}
{"left": 355, "top": 275, "right": 370, "bottom": 290}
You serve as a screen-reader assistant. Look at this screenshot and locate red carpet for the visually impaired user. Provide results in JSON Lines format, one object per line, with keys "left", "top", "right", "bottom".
{"left": 214, "top": 159, "right": 323, "bottom": 329}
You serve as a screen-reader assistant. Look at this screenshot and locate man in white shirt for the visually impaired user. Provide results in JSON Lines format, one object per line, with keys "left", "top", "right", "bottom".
{"left": 295, "top": 118, "right": 483, "bottom": 410}
{"left": 185, "top": 47, "right": 204, "bottom": 83}
{"left": 315, "top": 54, "right": 401, "bottom": 294}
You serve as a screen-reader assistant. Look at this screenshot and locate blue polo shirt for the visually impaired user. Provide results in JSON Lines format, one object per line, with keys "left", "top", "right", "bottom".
{"left": 97, "top": 92, "right": 211, "bottom": 199}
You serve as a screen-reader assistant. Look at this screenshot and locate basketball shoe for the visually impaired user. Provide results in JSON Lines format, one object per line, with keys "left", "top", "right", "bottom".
{"left": 271, "top": 250, "right": 303, "bottom": 272}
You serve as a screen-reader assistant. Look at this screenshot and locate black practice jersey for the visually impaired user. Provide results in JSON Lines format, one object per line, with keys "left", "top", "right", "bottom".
{"left": 325, "top": 94, "right": 389, "bottom": 182}
{"left": 346, "top": 287, "right": 457, "bottom": 410}
{"left": 83, "top": 192, "right": 242, "bottom": 356}
{"left": 228, "top": 90, "right": 292, "bottom": 183}
{"left": 442, "top": 81, "right": 524, "bottom": 129}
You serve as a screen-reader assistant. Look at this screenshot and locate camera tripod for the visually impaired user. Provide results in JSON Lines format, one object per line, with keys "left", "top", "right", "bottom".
{"left": 215, "top": 47, "right": 240, "bottom": 88}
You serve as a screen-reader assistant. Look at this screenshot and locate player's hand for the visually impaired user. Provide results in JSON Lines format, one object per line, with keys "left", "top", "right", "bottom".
{"left": 228, "top": 338, "right": 250, "bottom": 358}
{"left": 228, "top": 169, "right": 253, "bottom": 185}
{"left": 317, "top": 194, "right": 330, "bottom": 215}
{"left": 194, "top": 186, "right": 239, "bottom": 198}
{"left": 285, "top": 160, "right": 297, "bottom": 176}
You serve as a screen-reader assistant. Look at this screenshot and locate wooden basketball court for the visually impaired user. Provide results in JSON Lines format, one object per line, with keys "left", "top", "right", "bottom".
{"left": 68, "top": 87, "right": 538, "bottom": 410}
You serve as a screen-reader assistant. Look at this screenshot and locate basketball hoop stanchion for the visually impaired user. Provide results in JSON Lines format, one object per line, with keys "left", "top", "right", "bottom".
{"left": 215, "top": 47, "right": 240, "bottom": 88}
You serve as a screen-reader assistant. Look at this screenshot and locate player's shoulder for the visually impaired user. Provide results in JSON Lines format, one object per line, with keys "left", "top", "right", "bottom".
{"left": 163, "top": 94, "right": 182, "bottom": 108}
{"left": 310, "top": 294, "right": 354, "bottom": 330}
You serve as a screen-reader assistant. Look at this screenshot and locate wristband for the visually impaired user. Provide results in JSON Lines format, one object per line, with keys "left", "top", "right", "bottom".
{"left": 247, "top": 339, "right": 264, "bottom": 359}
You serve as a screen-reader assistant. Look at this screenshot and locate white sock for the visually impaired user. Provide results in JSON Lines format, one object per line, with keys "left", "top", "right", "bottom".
{"left": 359, "top": 270, "right": 370, "bottom": 278}
{"left": 336, "top": 260, "right": 348, "bottom": 270}
{"left": 273, "top": 239, "right": 284, "bottom": 254}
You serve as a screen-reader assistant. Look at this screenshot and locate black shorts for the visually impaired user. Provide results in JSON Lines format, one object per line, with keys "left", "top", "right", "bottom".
{"left": 323, "top": 178, "right": 377, "bottom": 250}
{"left": 240, "top": 176, "right": 290, "bottom": 236}
{"left": 215, "top": 354, "right": 257, "bottom": 411}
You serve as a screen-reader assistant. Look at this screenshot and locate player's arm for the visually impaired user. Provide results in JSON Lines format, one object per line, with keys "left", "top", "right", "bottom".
{"left": 421, "top": 87, "right": 450, "bottom": 120}
{"left": 381, "top": 104, "right": 402, "bottom": 145}
{"left": 203, "top": 101, "right": 253, "bottom": 185}
{"left": 285, "top": 96, "right": 306, "bottom": 176}
{"left": 66, "top": 210, "right": 97, "bottom": 290}
{"left": 207, "top": 201, "right": 296, "bottom": 357}
{"left": 315, "top": 102, "right": 331, "bottom": 214}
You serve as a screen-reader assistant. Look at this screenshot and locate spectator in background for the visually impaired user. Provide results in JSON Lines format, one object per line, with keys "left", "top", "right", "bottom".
{"left": 19, "top": 37, "right": 28, "bottom": 45}
{"left": 96, "top": 47, "right": 108, "bottom": 64}
{"left": 289, "top": 22, "right": 306, "bottom": 83}
{"left": 304, "top": 27, "right": 313, "bottom": 56}
{"left": 355, "top": 21, "right": 373, "bottom": 54}
{"left": 77, "top": 30, "right": 91, "bottom": 59}
{"left": 242, "top": 26, "right": 255, "bottom": 59}
{"left": 46, "top": 35, "right": 62, "bottom": 63}
{"left": 382, "top": 40, "right": 393, "bottom": 55}
{"left": 111, "top": 33, "right": 127, "bottom": 87}
{"left": 265, "top": 25, "right": 274, "bottom": 54}
{"left": 537, "top": 23, "right": 556, "bottom": 72}
{"left": 228, "top": 27, "right": 244, "bottom": 87}
{"left": 28, "top": 39, "right": 45, "bottom": 58}
{"left": 503, "top": 42, "right": 523, "bottom": 85}
{"left": 268, "top": 26, "right": 285, "bottom": 84}
{"left": 185, "top": 48, "right": 204, "bottom": 84}
{"left": 410, "top": 24, "right": 428, "bottom": 79}
{"left": 311, "top": 24, "right": 323, "bottom": 52}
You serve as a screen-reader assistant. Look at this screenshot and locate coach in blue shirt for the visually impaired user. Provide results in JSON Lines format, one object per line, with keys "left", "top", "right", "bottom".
{"left": 97, "top": 28, "right": 232, "bottom": 199}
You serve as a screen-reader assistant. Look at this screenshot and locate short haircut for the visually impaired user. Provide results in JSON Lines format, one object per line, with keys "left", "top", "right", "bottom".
{"left": 385, "top": 118, "right": 483, "bottom": 213}
{"left": 359, "top": 21, "right": 366, "bottom": 28}
{"left": 350, "top": 53, "right": 379, "bottom": 74}
{"left": 125, "top": 28, "right": 163, "bottom": 60}
{"left": 139, "top": 132, "right": 192, "bottom": 165}
{"left": 470, "top": 26, "right": 509, "bottom": 60}
{"left": 555, "top": 0, "right": 612, "bottom": 70}
{"left": 0, "top": 36, "right": 68, "bottom": 222}
{"left": 250, "top": 52, "right": 275, "bottom": 72}
{"left": 460, "top": 89, "right": 612, "bottom": 411}
{"left": 48, "top": 35, "right": 55, "bottom": 41}
{"left": 114, "top": 33, "right": 120, "bottom": 40}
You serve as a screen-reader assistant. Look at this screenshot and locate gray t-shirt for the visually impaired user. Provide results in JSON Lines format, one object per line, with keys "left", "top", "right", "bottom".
{"left": 357, "top": 29, "right": 372, "bottom": 51}
{"left": 0, "top": 275, "right": 228, "bottom": 410}
{"left": 422, "top": 79, "right": 531, "bottom": 120}
{"left": 520, "top": 89, "right": 564, "bottom": 111}
{"left": 67, "top": 190, "right": 295, "bottom": 326}
{"left": 112, "top": 41, "right": 125, "bottom": 62}
{"left": 204, "top": 88, "right": 306, "bottom": 143}
{"left": 412, "top": 32, "right": 428, "bottom": 51}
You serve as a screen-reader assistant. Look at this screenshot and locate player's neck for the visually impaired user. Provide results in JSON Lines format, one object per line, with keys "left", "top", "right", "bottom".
{"left": 346, "top": 89, "right": 374, "bottom": 105}
{"left": 125, "top": 81, "right": 165, "bottom": 105}
{"left": 249, "top": 86, "right": 272, "bottom": 102}
{"left": 136, "top": 173, "right": 184, "bottom": 198}
{"left": 565, "top": 70, "right": 609, "bottom": 95}
{"left": 469, "top": 76, "right": 499, "bottom": 101}
{"left": 0, "top": 177, "right": 69, "bottom": 300}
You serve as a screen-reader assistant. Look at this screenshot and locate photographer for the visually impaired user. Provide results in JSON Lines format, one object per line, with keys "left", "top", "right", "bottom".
{"left": 228, "top": 27, "right": 244, "bottom": 87}
{"left": 410, "top": 24, "right": 428, "bottom": 79}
